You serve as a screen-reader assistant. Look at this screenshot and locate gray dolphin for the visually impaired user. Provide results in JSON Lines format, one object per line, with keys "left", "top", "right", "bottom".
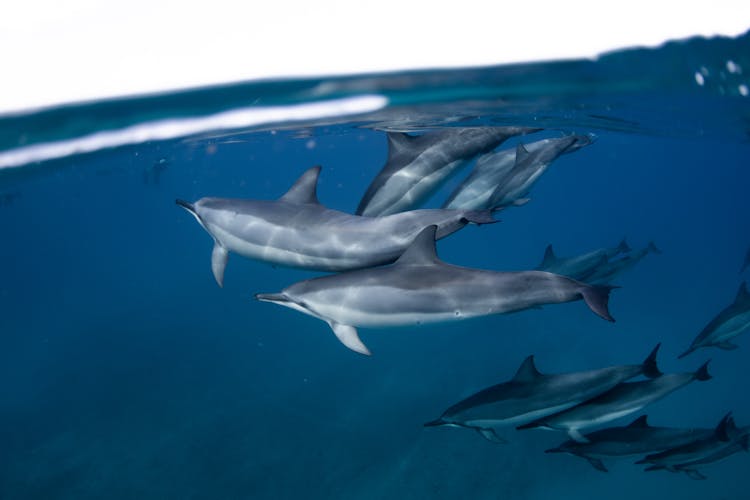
{"left": 536, "top": 239, "right": 631, "bottom": 282}
{"left": 176, "top": 166, "right": 496, "bottom": 287}
{"left": 256, "top": 225, "right": 617, "bottom": 356}
{"left": 636, "top": 413, "right": 750, "bottom": 480}
{"left": 679, "top": 281, "right": 750, "bottom": 358}
{"left": 545, "top": 415, "right": 712, "bottom": 472}
{"left": 517, "top": 362, "right": 712, "bottom": 442}
{"left": 356, "top": 127, "right": 537, "bottom": 217}
{"left": 442, "top": 134, "right": 592, "bottom": 211}
{"left": 423, "top": 344, "right": 661, "bottom": 443}
{"left": 741, "top": 246, "right": 750, "bottom": 273}
{"left": 585, "top": 242, "right": 662, "bottom": 284}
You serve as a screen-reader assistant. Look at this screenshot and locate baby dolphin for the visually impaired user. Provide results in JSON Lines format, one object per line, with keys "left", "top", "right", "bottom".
{"left": 356, "top": 127, "right": 536, "bottom": 217}
{"left": 636, "top": 413, "right": 750, "bottom": 480}
{"left": 442, "top": 134, "right": 592, "bottom": 211}
{"left": 537, "top": 239, "right": 631, "bottom": 282}
{"left": 424, "top": 344, "right": 661, "bottom": 443}
{"left": 177, "top": 166, "right": 495, "bottom": 287}
{"left": 256, "top": 225, "right": 617, "bottom": 355}
{"left": 518, "top": 361, "right": 712, "bottom": 442}
{"left": 545, "top": 415, "right": 712, "bottom": 472}
{"left": 679, "top": 281, "right": 750, "bottom": 358}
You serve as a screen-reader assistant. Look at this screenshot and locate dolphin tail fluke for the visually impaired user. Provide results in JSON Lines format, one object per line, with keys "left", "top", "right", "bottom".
{"left": 694, "top": 360, "right": 712, "bottom": 381}
{"left": 462, "top": 209, "right": 498, "bottom": 225}
{"left": 580, "top": 284, "right": 617, "bottom": 322}
{"left": 647, "top": 241, "right": 663, "bottom": 255}
{"left": 211, "top": 242, "right": 229, "bottom": 288}
{"left": 677, "top": 345, "right": 696, "bottom": 359}
{"left": 642, "top": 343, "right": 663, "bottom": 378}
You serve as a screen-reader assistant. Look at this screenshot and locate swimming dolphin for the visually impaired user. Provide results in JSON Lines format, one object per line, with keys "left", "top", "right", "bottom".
{"left": 636, "top": 413, "right": 750, "bottom": 480}
{"left": 423, "top": 344, "right": 661, "bottom": 443}
{"left": 256, "top": 225, "right": 617, "bottom": 355}
{"left": 517, "top": 362, "right": 712, "bottom": 442}
{"left": 545, "top": 415, "right": 712, "bottom": 472}
{"left": 176, "top": 166, "right": 496, "bottom": 287}
{"left": 678, "top": 281, "right": 750, "bottom": 358}
{"left": 442, "top": 134, "right": 592, "bottom": 211}
{"left": 741, "top": 246, "right": 750, "bottom": 273}
{"left": 536, "top": 239, "right": 631, "bottom": 282}
{"left": 585, "top": 242, "right": 662, "bottom": 284}
{"left": 485, "top": 135, "right": 593, "bottom": 210}
{"left": 356, "top": 127, "right": 537, "bottom": 217}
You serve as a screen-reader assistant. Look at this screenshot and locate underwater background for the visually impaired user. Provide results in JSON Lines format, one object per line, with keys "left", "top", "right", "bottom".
{"left": 1, "top": 32, "right": 750, "bottom": 499}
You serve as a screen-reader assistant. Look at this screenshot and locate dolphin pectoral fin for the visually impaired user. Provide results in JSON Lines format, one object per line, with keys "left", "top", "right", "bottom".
{"left": 211, "top": 242, "right": 229, "bottom": 288}
{"left": 684, "top": 469, "right": 707, "bottom": 480}
{"left": 512, "top": 197, "right": 531, "bottom": 206}
{"left": 568, "top": 429, "right": 590, "bottom": 443}
{"left": 585, "top": 457, "right": 608, "bottom": 472}
{"left": 328, "top": 322, "right": 371, "bottom": 356}
{"left": 717, "top": 341, "right": 739, "bottom": 350}
{"left": 476, "top": 428, "right": 508, "bottom": 444}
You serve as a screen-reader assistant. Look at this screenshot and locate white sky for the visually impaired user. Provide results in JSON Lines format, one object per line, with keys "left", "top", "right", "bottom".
{"left": 1, "top": 1, "right": 748, "bottom": 114}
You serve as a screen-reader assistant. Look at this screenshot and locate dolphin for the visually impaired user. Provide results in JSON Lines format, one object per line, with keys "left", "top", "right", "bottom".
{"left": 545, "top": 415, "right": 713, "bottom": 472}
{"left": 517, "top": 362, "right": 712, "bottom": 442}
{"left": 679, "top": 282, "right": 750, "bottom": 358}
{"left": 176, "top": 166, "right": 496, "bottom": 287}
{"left": 585, "top": 242, "right": 662, "bottom": 284}
{"left": 741, "top": 246, "right": 750, "bottom": 273}
{"left": 356, "top": 127, "right": 537, "bottom": 217}
{"left": 636, "top": 413, "right": 750, "bottom": 480}
{"left": 423, "top": 344, "right": 661, "bottom": 443}
{"left": 442, "top": 134, "right": 593, "bottom": 211}
{"left": 256, "top": 225, "right": 617, "bottom": 356}
{"left": 536, "top": 239, "right": 631, "bottom": 282}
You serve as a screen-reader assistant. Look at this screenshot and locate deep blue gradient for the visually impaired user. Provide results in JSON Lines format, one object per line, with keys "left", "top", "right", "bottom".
{"left": 1, "top": 33, "right": 750, "bottom": 499}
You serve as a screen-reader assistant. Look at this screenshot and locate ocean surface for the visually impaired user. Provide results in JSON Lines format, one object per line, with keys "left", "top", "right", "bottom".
{"left": 1, "top": 32, "right": 750, "bottom": 500}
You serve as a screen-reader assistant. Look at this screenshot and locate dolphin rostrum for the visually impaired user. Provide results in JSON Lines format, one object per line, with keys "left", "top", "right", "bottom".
{"left": 545, "top": 414, "right": 712, "bottom": 472}
{"left": 517, "top": 362, "right": 712, "bottom": 442}
{"left": 636, "top": 413, "right": 750, "bottom": 480}
{"left": 536, "top": 239, "right": 631, "bottom": 282}
{"left": 423, "top": 344, "right": 661, "bottom": 443}
{"left": 256, "top": 225, "right": 617, "bottom": 355}
{"left": 679, "top": 281, "right": 750, "bottom": 358}
{"left": 176, "top": 166, "right": 496, "bottom": 287}
{"left": 442, "top": 134, "right": 593, "bottom": 211}
{"left": 356, "top": 127, "right": 537, "bottom": 217}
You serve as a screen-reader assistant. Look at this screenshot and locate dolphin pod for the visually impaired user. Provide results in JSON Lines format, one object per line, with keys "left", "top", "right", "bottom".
{"left": 256, "top": 225, "right": 616, "bottom": 356}
{"left": 177, "top": 166, "right": 495, "bottom": 287}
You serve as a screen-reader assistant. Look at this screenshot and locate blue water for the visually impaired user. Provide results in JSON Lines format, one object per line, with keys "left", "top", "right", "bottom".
{"left": 1, "top": 32, "right": 750, "bottom": 499}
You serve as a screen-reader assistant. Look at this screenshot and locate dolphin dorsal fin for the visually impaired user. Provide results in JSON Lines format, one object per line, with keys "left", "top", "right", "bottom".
{"left": 386, "top": 132, "right": 416, "bottom": 161}
{"left": 279, "top": 166, "right": 321, "bottom": 204}
{"left": 513, "top": 355, "right": 542, "bottom": 382}
{"left": 626, "top": 415, "right": 650, "bottom": 428}
{"left": 515, "top": 143, "right": 531, "bottom": 163}
{"left": 540, "top": 244, "right": 557, "bottom": 268}
{"left": 395, "top": 225, "right": 440, "bottom": 266}
{"left": 735, "top": 281, "right": 750, "bottom": 304}
{"left": 715, "top": 412, "right": 735, "bottom": 442}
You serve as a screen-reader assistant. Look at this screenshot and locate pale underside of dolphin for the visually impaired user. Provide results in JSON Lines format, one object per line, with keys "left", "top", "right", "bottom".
{"left": 545, "top": 414, "right": 713, "bottom": 472}
{"left": 256, "top": 225, "right": 617, "bottom": 356}
{"left": 423, "top": 344, "right": 660, "bottom": 443}
{"left": 679, "top": 281, "right": 750, "bottom": 358}
{"left": 517, "top": 362, "right": 712, "bottom": 442}
{"left": 176, "top": 166, "right": 495, "bottom": 287}
{"left": 356, "top": 126, "right": 539, "bottom": 217}
{"left": 443, "top": 134, "right": 593, "bottom": 211}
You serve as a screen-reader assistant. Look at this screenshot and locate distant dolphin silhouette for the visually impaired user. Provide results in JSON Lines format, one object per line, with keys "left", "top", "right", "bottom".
{"left": 177, "top": 166, "right": 495, "bottom": 287}
{"left": 256, "top": 225, "right": 616, "bottom": 355}
{"left": 536, "top": 239, "right": 631, "bottom": 282}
